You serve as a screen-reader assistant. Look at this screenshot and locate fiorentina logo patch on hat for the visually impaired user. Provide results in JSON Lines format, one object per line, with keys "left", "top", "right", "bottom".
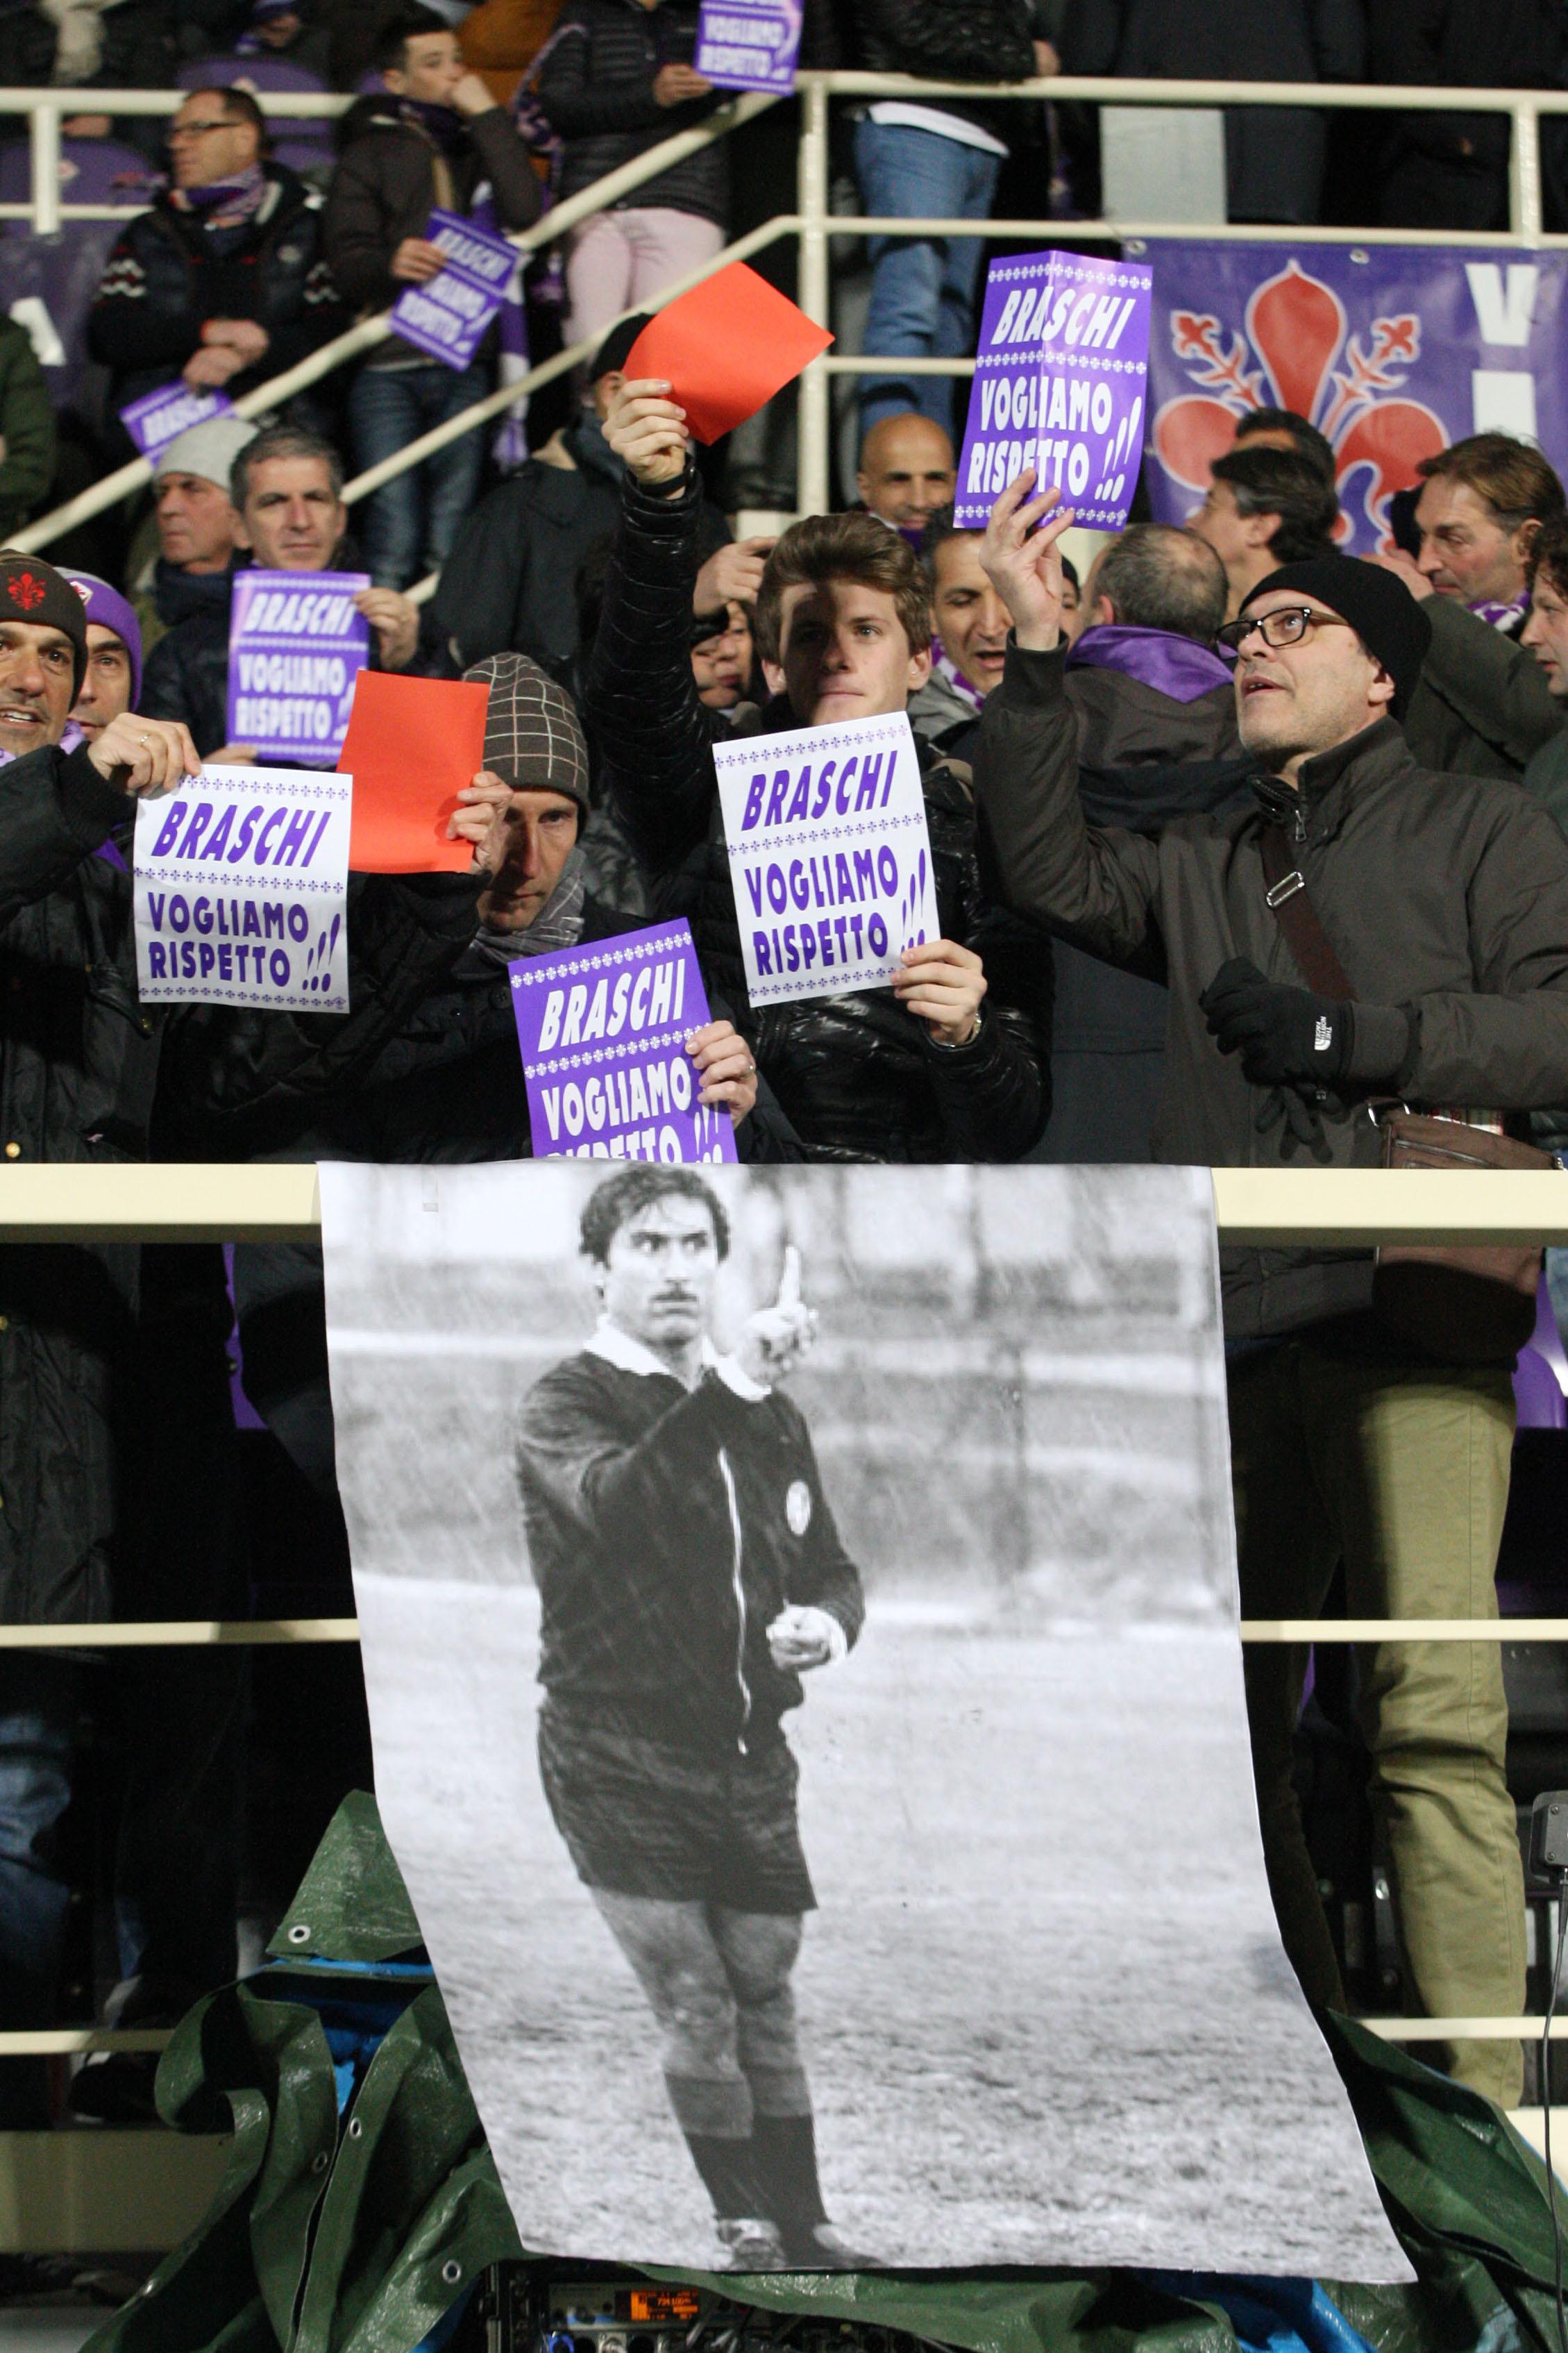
{"left": 6, "top": 571, "right": 46, "bottom": 612}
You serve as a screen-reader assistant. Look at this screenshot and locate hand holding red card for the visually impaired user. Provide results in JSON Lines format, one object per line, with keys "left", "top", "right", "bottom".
{"left": 624, "top": 264, "right": 832, "bottom": 443}
{"left": 339, "top": 671, "right": 490, "bottom": 873}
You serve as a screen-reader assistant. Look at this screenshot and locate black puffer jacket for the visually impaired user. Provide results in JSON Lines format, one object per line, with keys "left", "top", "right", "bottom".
{"left": 585, "top": 464, "right": 1052, "bottom": 1162}
{"left": 87, "top": 165, "right": 344, "bottom": 410}
{"left": 538, "top": 0, "right": 727, "bottom": 225}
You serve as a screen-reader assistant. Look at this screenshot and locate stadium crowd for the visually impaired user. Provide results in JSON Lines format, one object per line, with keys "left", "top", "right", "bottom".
{"left": 4, "top": 0, "right": 1568, "bottom": 2272}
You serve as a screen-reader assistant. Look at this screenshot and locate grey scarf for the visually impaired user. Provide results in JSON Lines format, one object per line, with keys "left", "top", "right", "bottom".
{"left": 462, "top": 849, "right": 587, "bottom": 971}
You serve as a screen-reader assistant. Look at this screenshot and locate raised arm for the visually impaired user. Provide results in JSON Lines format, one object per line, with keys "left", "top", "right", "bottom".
{"left": 584, "top": 378, "right": 731, "bottom": 878}
{"left": 975, "top": 469, "right": 1164, "bottom": 964}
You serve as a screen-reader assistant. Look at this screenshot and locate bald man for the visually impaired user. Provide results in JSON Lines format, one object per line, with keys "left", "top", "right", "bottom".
{"left": 855, "top": 415, "right": 956, "bottom": 538}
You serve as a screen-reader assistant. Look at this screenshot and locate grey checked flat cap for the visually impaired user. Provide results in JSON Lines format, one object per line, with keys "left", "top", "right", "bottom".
{"left": 464, "top": 651, "right": 591, "bottom": 815}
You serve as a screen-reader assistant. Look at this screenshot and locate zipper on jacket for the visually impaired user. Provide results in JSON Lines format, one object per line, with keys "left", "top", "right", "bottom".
{"left": 717, "top": 1448, "right": 751, "bottom": 1752}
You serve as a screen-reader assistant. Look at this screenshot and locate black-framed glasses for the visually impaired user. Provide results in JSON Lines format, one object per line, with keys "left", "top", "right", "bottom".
{"left": 166, "top": 119, "right": 239, "bottom": 144}
{"left": 1215, "top": 606, "right": 1355, "bottom": 653}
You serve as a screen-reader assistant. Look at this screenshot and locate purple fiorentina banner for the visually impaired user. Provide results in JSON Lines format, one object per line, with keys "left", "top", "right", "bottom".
{"left": 1142, "top": 242, "right": 1568, "bottom": 555}
{"left": 390, "top": 208, "right": 517, "bottom": 371}
{"left": 509, "top": 919, "right": 739, "bottom": 1164}
{"left": 954, "top": 250, "right": 1153, "bottom": 532}
{"left": 227, "top": 570, "right": 371, "bottom": 767}
{"left": 119, "top": 383, "right": 233, "bottom": 458}
{"left": 695, "top": 0, "right": 801, "bottom": 92}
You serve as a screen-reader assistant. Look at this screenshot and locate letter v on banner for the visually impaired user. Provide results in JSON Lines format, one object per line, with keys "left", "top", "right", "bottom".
{"left": 1467, "top": 262, "right": 1540, "bottom": 438}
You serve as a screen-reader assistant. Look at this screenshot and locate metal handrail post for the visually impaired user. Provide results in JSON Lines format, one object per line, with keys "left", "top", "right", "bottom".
{"left": 796, "top": 76, "right": 832, "bottom": 519}
{"left": 30, "top": 103, "right": 59, "bottom": 241}
{"left": 1513, "top": 97, "right": 1544, "bottom": 244}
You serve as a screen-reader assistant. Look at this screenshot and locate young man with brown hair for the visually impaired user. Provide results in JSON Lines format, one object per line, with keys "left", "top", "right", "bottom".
{"left": 582, "top": 378, "right": 1051, "bottom": 1163}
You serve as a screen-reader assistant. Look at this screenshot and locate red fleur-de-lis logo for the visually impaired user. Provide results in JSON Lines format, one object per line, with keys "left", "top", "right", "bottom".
{"left": 6, "top": 572, "right": 46, "bottom": 612}
{"left": 1154, "top": 260, "right": 1446, "bottom": 551}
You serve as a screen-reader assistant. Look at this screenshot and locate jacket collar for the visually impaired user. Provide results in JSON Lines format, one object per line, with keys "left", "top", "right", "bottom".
{"left": 1250, "top": 716, "right": 1411, "bottom": 834}
{"left": 586, "top": 1320, "right": 723, "bottom": 1380}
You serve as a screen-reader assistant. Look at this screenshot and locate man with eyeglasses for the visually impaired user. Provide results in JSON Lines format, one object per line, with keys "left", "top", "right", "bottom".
{"left": 88, "top": 85, "right": 344, "bottom": 422}
{"left": 976, "top": 468, "right": 1568, "bottom": 2112}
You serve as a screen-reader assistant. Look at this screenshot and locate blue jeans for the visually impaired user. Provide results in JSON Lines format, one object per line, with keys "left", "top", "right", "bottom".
{"left": 853, "top": 118, "right": 1002, "bottom": 440}
{"left": 348, "top": 360, "right": 489, "bottom": 589}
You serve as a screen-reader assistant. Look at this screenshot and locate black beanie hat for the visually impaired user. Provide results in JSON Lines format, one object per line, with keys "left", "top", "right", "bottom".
{"left": 589, "top": 312, "right": 652, "bottom": 383}
{"left": 1240, "top": 553, "right": 1432, "bottom": 719}
{"left": 0, "top": 551, "right": 88, "bottom": 696}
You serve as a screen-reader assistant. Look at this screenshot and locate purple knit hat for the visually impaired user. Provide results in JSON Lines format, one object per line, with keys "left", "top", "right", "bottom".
{"left": 62, "top": 571, "right": 143, "bottom": 708}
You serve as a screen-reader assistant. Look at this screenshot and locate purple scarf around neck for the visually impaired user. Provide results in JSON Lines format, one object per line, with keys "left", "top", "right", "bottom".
{"left": 1066, "top": 622, "right": 1234, "bottom": 705}
{"left": 173, "top": 162, "right": 269, "bottom": 223}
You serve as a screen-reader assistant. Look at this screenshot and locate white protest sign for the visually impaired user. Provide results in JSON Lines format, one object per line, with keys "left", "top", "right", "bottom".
{"left": 713, "top": 710, "right": 939, "bottom": 1008}
{"left": 133, "top": 763, "right": 351, "bottom": 1012}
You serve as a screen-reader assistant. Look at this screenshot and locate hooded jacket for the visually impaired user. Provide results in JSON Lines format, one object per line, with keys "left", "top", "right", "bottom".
{"left": 975, "top": 637, "right": 1568, "bottom": 1340}
{"left": 518, "top": 1321, "right": 865, "bottom": 1753}
{"left": 584, "top": 464, "right": 1052, "bottom": 1162}
{"left": 87, "top": 164, "right": 344, "bottom": 411}
{"left": 322, "top": 91, "right": 540, "bottom": 369}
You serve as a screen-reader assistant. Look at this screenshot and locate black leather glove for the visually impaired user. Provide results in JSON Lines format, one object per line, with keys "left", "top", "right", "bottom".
{"left": 1199, "top": 956, "right": 1352, "bottom": 1090}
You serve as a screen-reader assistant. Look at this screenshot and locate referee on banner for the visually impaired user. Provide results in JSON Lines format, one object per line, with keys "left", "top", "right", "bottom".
{"left": 515, "top": 1166, "right": 871, "bottom": 2272}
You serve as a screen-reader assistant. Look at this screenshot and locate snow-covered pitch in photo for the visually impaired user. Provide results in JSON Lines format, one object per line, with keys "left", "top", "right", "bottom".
{"left": 318, "top": 1160, "right": 1406, "bottom": 2281}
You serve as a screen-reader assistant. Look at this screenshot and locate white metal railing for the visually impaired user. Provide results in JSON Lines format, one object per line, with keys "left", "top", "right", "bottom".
{"left": 7, "top": 71, "right": 1568, "bottom": 558}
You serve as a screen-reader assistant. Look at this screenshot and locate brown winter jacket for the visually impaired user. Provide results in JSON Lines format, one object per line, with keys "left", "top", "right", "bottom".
{"left": 322, "top": 94, "right": 541, "bottom": 367}
{"left": 975, "top": 637, "right": 1568, "bottom": 1339}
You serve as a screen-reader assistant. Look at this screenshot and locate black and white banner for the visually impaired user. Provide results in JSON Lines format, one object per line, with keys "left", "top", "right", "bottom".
{"left": 319, "top": 1161, "right": 1405, "bottom": 2279}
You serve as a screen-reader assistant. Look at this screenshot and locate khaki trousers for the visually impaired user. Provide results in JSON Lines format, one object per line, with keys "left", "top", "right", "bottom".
{"left": 1229, "top": 1337, "right": 1526, "bottom": 2107}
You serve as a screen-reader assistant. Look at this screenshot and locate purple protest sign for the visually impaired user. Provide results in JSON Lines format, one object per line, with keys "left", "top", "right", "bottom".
{"left": 119, "top": 383, "right": 233, "bottom": 459}
{"left": 1141, "top": 242, "right": 1568, "bottom": 554}
{"left": 695, "top": 0, "right": 801, "bottom": 92}
{"left": 509, "top": 919, "right": 738, "bottom": 1164}
{"left": 390, "top": 208, "right": 518, "bottom": 371}
{"left": 954, "top": 250, "right": 1153, "bottom": 532}
{"left": 226, "top": 569, "right": 371, "bottom": 767}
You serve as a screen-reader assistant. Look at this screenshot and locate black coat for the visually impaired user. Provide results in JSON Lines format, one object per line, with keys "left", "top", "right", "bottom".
{"left": 139, "top": 589, "right": 233, "bottom": 758}
{"left": 538, "top": 0, "right": 728, "bottom": 224}
{"left": 1063, "top": 0, "right": 1365, "bottom": 224}
{"left": 87, "top": 166, "right": 344, "bottom": 410}
{"left": 585, "top": 464, "right": 1052, "bottom": 1162}
{"left": 1006, "top": 653, "right": 1255, "bottom": 1165}
{"left": 0, "top": 739, "right": 230, "bottom": 1624}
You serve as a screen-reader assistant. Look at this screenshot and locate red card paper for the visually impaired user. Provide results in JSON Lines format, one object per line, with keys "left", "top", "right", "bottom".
{"left": 339, "top": 671, "right": 489, "bottom": 873}
{"left": 624, "top": 265, "right": 834, "bottom": 443}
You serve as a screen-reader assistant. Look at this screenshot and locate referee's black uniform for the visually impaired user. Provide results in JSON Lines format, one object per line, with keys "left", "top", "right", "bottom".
{"left": 518, "top": 1330, "right": 864, "bottom": 1911}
